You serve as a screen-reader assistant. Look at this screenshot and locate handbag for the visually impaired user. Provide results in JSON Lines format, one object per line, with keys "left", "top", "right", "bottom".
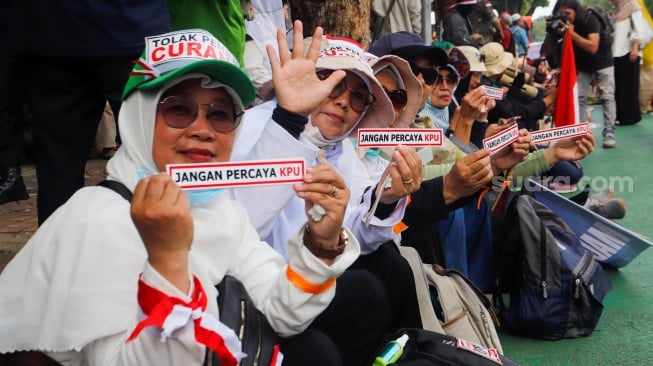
{"left": 371, "top": 0, "right": 397, "bottom": 42}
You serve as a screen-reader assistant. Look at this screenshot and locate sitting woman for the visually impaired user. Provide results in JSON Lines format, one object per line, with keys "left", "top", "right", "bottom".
{"left": 0, "top": 28, "right": 359, "bottom": 366}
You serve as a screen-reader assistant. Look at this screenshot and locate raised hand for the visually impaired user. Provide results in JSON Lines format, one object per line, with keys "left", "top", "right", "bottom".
{"left": 547, "top": 132, "right": 595, "bottom": 163}
{"left": 491, "top": 128, "right": 532, "bottom": 173}
{"left": 442, "top": 149, "right": 493, "bottom": 203}
{"left": 379, "top": 145, "right": 423, "bottom": 204}
{"left": 266, "top": 20, "right": 346, "bottom": 116}
{"left": 131, "top": 174, "right": 193, "bottom": 292}
{"left": 294, "top": 164, "right": 349, "bottom": 252}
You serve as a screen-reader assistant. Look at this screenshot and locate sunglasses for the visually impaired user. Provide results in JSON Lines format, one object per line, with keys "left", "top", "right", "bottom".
{"left": 409, "top": 62, "right": 438, "bottom": 85}
{"left": 434, "top": 73, "right": 459, "bottom": 88}
{"left": 316, "top": 70, "right": 375, "bottom": 113}
{"left": 158, "top": 95, "right": 242, "bottom": 133}
{"left": 382, "top": 86, "right": 408, "bottom": 110}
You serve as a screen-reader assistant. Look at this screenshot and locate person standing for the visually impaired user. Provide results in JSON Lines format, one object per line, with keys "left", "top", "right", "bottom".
{"left": 7, "top": 0, "right": 171, "bottom": 224}
{"left": 371, "top": 0, "right": 422, "bottom": 39}
{"left": 610, "top": 0, "right": 647, "bottom": 125}
{"left": 556, "top": 0, "right": 617, "bottom": 148}
{"left": 442, "top": 0, "right": 483, "bottom": 48}
{"left": 0, "top": 0, "right": 28, "bottom": 205}
{"left": 510, "top": 14, "right": 530, "bottom": 59}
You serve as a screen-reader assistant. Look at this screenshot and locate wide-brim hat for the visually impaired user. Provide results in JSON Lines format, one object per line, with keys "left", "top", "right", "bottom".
{"left": 368, "top": 31, "right": 448, "bottom": 67}
{"left": 313, "top": 36, "right": 394, "bottom": 131}
{"left": 480, "top": 42, "right": 514, "bottom": 76}
{"left": 368, "top": 54, "right": 422, "bottom": 129}
{"left": 122, "top": 29, "right": 256, "bottom": 106}
{"left": 454, "top": 45, "right": 486, "bottom": 73}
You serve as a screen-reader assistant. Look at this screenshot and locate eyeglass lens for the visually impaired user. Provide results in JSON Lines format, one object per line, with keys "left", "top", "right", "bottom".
{"left": 158, "top": 96, "right": 240, "bottom": 133}
{"left": 434, "top": 74, "right": 459, "bottom": 88}
{"left": 409, "top": 62, "right": 438, "bottom": 85}
{"left": 316, "top": 70, "right": 375, "bottom": 113}
{"left": 382, "top": 87, "right": 408, "bottom": 109}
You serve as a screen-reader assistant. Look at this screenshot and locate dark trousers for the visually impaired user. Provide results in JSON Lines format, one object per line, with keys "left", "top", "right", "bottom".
{"left": 22, "top": 55, "right": 136, "bottom": 224}
{"left": 309, "top": 269, "right": 391, "bottom": 366}
{"left": 614, "top": 54, "right": 642, "bottom": 125}
{"left": 0, "top": 20, "right": 24, "bottom": 169}
{"left": 280, "top": 329, "right": 343, "bottom": 366}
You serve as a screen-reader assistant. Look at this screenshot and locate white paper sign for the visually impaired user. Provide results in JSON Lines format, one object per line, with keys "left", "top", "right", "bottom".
{"left": 482, "top": 123, "right": 520, "bottom": 155}
{"left": 357, "top": 128, "right": 444, "bottom": 147}
{"left": 481, "top": 85, "right": 504, "bottom": 100}
{"left": 166, "top": 158, "right": 305, "bottom": 190}
{"left": 530, "top": 123, "right": 589, "bottom": 144}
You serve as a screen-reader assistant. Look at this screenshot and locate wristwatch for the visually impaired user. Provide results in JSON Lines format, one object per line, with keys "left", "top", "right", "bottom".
{"left": 302, "top": 225, "right": 348, "bottom": 260}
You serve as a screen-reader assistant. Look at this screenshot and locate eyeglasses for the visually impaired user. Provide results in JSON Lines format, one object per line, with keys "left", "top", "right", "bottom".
{"left": 157, "top": 96, "right": 242, "bottom": 133}
{"left": 434, "top": 73, "right": 459, "bottom": 88}
{"left": 316, "top": 70, "right": 375, "bottom": 113}
{"left": 382, "top": 86, "right": 408, "bottom": 110}
{"left": 409, "top": 62, "right": 438, "bottom": 85}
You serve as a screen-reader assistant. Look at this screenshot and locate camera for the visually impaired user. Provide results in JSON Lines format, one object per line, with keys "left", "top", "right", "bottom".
{"left": 546, "top": 12, "right": 569, "bottom": 33}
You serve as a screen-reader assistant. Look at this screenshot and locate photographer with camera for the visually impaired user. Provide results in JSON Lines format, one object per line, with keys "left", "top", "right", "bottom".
{"left": 546, "top": 0, "right": 616, "bottom": 148}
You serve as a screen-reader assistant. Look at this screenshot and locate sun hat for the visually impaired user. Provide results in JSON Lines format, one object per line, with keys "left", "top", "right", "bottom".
{"left": 479, "top": 42, "right": 514, "bottom": 76}
{"left": 367, "top": 54, "right": 422, "bottom": 129}
{"left": 314, "top": 35, "right": 394, "bottom": 131}
{"left": 368, "top": 31, "right": 448, "bottom": 67}
{"left": 122, "top": 28, "right": 256, "bottom": 106}
{"left": 455, "top": 45, "right": 486, "bottom": 73}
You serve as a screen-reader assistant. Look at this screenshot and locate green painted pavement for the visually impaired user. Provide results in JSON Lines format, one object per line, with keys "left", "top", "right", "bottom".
{"left": 500, "top": 110, "right": 653, "bottom": 365}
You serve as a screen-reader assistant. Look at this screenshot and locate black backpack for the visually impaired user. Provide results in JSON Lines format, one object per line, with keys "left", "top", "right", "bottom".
{"left": 386, "top": 328, "right": 520, "bottom": 365}
{"left": 492, "top": 195, "right": 613, "bottom": 340}
{"left": 586, "top": 5, "right": 614, "bottom": 47}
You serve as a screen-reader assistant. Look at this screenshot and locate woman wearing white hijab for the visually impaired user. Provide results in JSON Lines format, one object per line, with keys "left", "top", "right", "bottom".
{"left": 0, "top": 27, "right": 360, "bottom": 366}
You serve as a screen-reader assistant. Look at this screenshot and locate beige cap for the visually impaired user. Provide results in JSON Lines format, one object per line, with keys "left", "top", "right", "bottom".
{"left": 311, "top": 36, "right": 394, "bottom": 132}
{"left": 480, "top": 42, "right": 514, "bottom": 76}
{"left": 454, "top": 46, "right": 486, "bottom": 73}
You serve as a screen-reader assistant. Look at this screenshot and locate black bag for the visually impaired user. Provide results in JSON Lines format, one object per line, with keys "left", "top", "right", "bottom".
{"left": 493, "top": 195, "right": 612, "bottom": 340}
{"left": 97, "top": 181, "right": 281, "bottom": 365}
{"left": 207, "top": 275, "right": 281, "bottom": 366}
{"left": 387, "top": 328, "right": 520, "bottom": 365}
{"left": 586, "top": 5, "right": 614, "bottom": 47}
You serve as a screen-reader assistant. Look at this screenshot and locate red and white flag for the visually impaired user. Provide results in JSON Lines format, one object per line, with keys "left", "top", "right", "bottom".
{"left": 554, "top": 33, "right": 580, "bottom": 126}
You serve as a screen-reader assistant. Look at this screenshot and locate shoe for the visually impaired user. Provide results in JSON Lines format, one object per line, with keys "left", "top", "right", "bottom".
{"left": 603, "top": 133, "right": 616, "bottom": 148}
{"left": 590, "top": 186, "right": 615, "bottom": 203}
{"left": 0, "top": 167, "right": 30, "bottom": 205}
{"left": 585, "top": 196, "right": 626, "bottom": 219}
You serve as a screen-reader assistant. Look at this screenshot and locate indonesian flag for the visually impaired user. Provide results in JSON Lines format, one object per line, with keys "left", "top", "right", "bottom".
{"left": 554, "top": 32, "right": 580, "bottom": 126}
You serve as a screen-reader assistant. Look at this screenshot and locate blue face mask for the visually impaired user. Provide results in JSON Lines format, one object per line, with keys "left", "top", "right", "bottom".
{"left": 136, "top": 166, "right": 223, "bottom": 206}
{"left": 365, "top": 147, "right": 381, "bottom": 159}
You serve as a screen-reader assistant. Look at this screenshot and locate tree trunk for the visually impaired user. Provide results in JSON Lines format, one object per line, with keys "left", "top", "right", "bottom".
{"left": 288, "top": 0, "right": 373, "bottom": 49}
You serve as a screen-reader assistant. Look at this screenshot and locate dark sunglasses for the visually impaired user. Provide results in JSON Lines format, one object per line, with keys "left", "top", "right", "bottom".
{"left": 409, "top": 62, "right": 438, "bottom": 85}
{"left": 316, "top": 70, "right": 375, "bottom": 113}
{"left": 158, "top": 95, "right": 242, "bottom": 133}
{"left": 382, "top": 86, "right": 408, "bottom": 110}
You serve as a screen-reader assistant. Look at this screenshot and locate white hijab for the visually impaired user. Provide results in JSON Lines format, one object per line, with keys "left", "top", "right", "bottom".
{"left": 0, "top": 75, "right": 267, "bottom": 353}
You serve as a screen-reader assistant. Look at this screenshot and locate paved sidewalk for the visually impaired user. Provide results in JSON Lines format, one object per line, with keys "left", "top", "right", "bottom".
{"left": 0, "top": 159, "right": 108, "bottom": 272}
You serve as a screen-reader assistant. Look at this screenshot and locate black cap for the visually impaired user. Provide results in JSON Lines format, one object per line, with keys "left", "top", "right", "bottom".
{"left": 369, "top": 31, "right": 448, "bottom": 67}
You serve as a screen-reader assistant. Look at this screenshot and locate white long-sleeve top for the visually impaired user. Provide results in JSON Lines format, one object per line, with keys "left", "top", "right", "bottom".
{"left": 0, "top": 77, "right": 359, "bottom": 366}
{"left": 232, "top": 101, "right": 408, "bottom": 256}
{"left": 612, "top": 10, "right": 648, "bottom": 58}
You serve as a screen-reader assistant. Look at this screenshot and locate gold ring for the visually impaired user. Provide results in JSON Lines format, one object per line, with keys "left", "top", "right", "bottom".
{"left": 403, "top": 178, "right": 413, "bottom": 185}
{"left": 329, "top": 185, "right": 338, "bottom": 197}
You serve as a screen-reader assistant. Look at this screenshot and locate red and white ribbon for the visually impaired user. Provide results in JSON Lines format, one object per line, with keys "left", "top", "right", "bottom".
{"left": 126, "top": 275, "right": 245, "bottom": 366}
